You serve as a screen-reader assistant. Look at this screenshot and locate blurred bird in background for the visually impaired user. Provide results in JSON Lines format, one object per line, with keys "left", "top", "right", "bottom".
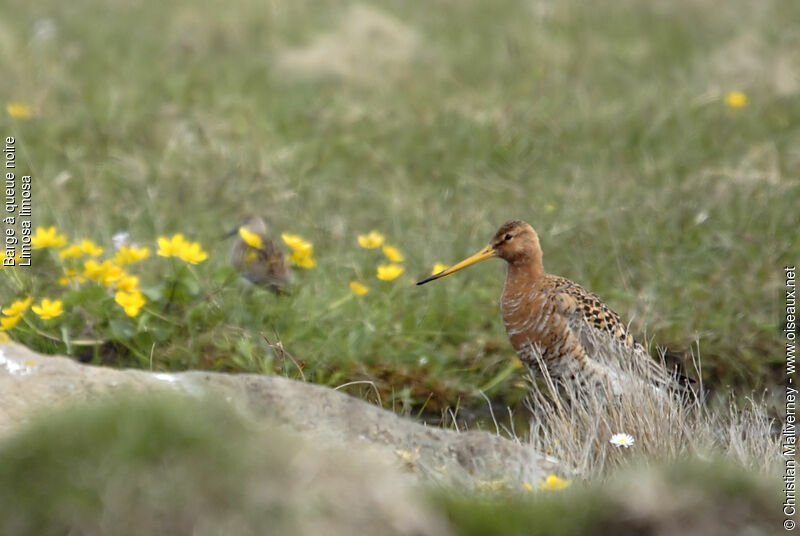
{"left": 227, "top": 216, "right": 290, "bottom": 294}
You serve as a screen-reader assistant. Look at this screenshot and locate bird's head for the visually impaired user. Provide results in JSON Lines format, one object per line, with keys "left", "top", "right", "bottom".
{"left": 487, "top": 220, "right": 539, "bottom": 264}
{"left": 416, "top": 220, "right": 540, "bottom": 285}
{"left": 238, "top": 215, "right": 268, "bottom": 236}
{"left": 224, "top": 215, "right": 268, "bottom": 240}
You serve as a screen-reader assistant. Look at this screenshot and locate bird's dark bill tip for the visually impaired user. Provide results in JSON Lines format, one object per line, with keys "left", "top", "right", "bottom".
{"left": 416, "top": 272, "right": 443, "bottom": 286}
{"left": 221, "top": 226, "right": 239, "bottom": 240}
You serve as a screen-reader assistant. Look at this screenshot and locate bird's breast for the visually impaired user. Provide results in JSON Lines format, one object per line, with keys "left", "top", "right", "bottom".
{"left": 501, "top": 290, "right": 556, "bottom": 356}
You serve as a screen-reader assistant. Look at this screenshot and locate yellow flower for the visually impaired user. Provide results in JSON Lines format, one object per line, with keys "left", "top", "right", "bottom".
{"left": 724, "top": 91, "right": 748, "bottom": 109}
{"left": 157, "top": 234, "right": 207, "bottom": 264}
{"left": 282, "top": 233, "right": 316, "bottom": 269}
{"left": 358, "top": 230, "right": 385, "bottom": 249}
{"left": 113, "top": 245, "right": 150, "bottom": 265}
{"left": 382, "top": 244, "right": 404, "bottom": 263}
{"left": 78, "top": 239, "right": 103, "bottom": 257}
{"left": 522, "top": 482, "right": 535, "bottom": 492}
{"left": 157, "top": 234, "right": 187, "bottom": 258}
{"left": 115, "top": 290, "right": 146, "bottom": 317}
{"left": 0, "top": 332, "right": 9, "bottom": 344}
{"left": 61, "top": 239, "right": 103, "bottom": 259}
{"left": 2, "top": 297, "right": 32, "bottom": 317}
{"left": 178, "top": 241, "right": 208, "bottom": 264}
{"left": 349, "top": 281, "right": 369, "bottom": 295}
{"left": 83, "top": 259, "right": 105, "bottom": 280}
{"left": 101, "top": 264, "right": 125, "bottom": 286}
{"left": 57, "top": 268, "right": 86, "bottom": 285}
{"left": 0, "top": 314, "right": 21, "bottom": 330}
{"left": 59, "top": 244, "right": 84, "bottom": 259}
{"left": 281, "top": 233, "right": 313, "bottom": 254}
{"left": 31, "top": 298, "right": 64, "bottom": 320}
{"left": 6, "top": 102, "right": 32, "bottom": 119}
{"left": 116, "top": 274, "right": 139, "bottom": 292}
{"left": 544, "top": 202, "right": 557, "bottom": 213}
{"left": 290, "top": 251, "right": 316, "bottom": 268}
{"left": 0, "top": 253, "right": 23, "bottom": 268}
{"left": 539, "top": 474, "right": 570, "bottom": 491}
{"left": 431, "top": 263, "right": 448, "bottom": 275}
{"left": 377, "top": 264, "right": 404, "bottom": 281}
{"left": 31, "top": 226, "right": 67, "bottom": 249}
{"left": 83, "top": 260, "right": 124, "bottom": 287}
{"left": 239, "top": 227, "right": 263, "bottom": 249}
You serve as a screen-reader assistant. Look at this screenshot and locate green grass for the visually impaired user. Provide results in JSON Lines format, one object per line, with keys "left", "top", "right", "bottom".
{"left": 1, "top": 0, "right": 798, "bottom": 417}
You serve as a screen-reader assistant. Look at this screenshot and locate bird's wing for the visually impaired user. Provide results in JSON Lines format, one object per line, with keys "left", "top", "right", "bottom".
{"left": 253, "top": 240, "right": 279, "bottom": 263}
{"left": 546, "top": 277, "right": 634, "bottom": 349}
{"left": 259, "top": 238, "right": 291, "bottom": 280}
{"left": 546, "top": 277, "right": 676, "bottom": 388}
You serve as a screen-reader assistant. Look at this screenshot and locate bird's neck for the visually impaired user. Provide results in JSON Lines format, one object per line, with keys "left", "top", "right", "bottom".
{"left": 503, "top": 254, "right": 545, "bottom": 295}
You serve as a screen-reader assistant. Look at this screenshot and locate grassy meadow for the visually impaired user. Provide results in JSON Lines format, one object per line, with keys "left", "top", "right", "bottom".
{"left": 1, "top": 0, "right": 798, "bottom": 421}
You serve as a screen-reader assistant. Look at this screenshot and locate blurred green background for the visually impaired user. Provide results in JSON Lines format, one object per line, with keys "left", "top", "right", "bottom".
{"left": 1, "top": 0, "right": 798, "bottom": 418}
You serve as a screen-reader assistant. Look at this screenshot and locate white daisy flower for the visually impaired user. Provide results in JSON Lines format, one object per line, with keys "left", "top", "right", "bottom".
{"left": 609, "top": 433, "right": 635, "bottom": 448}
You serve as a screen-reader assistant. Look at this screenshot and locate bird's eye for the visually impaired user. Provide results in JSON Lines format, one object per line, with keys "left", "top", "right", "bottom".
{"left": 504, "top": 233, "right": 512, "bottom": 241}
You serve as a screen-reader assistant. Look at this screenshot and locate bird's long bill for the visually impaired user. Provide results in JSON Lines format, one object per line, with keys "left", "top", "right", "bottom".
{"left": 416, "top": 245, "right": 496, "bottom": 285}
{"left": 222, "top": 226, "right": 240, "bottom": 240}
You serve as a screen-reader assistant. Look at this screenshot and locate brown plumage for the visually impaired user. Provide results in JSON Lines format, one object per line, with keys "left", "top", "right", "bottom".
{"left": 230, "top": 216, "right": 290, "bottom": 294}
{"left": 418, "top": 220, "right": 673, "bottom": 394}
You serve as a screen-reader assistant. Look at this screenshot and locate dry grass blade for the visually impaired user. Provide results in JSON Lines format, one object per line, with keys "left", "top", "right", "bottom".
{"left": 523, "top": 335, "right": 780, "bottom": 478}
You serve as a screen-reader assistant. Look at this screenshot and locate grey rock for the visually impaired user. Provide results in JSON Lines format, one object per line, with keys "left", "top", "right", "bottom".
{"left": 0, "top": 341, "right": 559, "bottom": 489}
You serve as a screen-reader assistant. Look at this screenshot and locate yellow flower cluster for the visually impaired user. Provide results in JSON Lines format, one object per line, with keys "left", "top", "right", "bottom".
{"left": 31, "top": 226, "right": 67, "bottom": 249}
{"left": 5, "top": 226, "right": 218, "bottom": 329}
{"left": 351, "top": 230, "right": 408, "bottom": 293}
{"left": 1, "top": 296, "right": 66, "bottom": 330}
{"left": 59, "top": 244, "right": 83, "bottom": 259}
{"left": 84, "top": 259, "right": 125, "bottom": 286}
{"left": 59, "top": 239, "right": 104, "bottom": 259}
{"left": 1, "top": 297, "right": 32, "bottom": 330}
{"left": 157, "top": 234, "right": 208, "bottom": 264}
{"left": 33, "top": 228, "right": 152, "bottom": 268}
{"left": 79, "top": 259, "right": 146, "bottom": 316}
{"left": 281, "top": 233, "right": 316, "bottom": 269}
{"left": 27, "top": 226, "right": 157, "bottom": 318}
{"left": 57, "top": 268, "right": 86, "bottom": 285}
{"left": 357, "top": 230, "right": 385, "bottom": 249}
{"left": 113, "top": 245, "right": 150, "bottom": 266}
